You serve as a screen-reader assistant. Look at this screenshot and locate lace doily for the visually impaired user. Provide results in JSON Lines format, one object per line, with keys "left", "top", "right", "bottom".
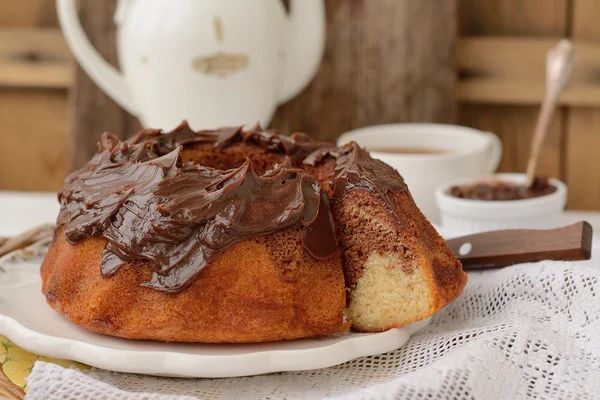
{"left": 24, "top": 259, "right": 600, "bottom": 399}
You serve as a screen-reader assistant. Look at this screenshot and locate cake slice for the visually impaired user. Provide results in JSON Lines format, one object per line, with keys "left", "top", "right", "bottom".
{"left": 335, "top": 189, "right": 466, "bottom": 331}
{"left": 304, "top": 142, "right": 467, "bottom": 332}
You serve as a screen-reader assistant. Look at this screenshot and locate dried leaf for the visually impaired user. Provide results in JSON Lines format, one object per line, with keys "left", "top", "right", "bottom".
{"left": 0, "top": 363, "right": 25, "bottom": 400}
{"left": 0, "top": 224, "right": 54, "bottom": 258}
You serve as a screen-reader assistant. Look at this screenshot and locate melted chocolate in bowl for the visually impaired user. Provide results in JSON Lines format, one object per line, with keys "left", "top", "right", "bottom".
{"left": 449, "top": 177, "right": 557, "bottom": 201}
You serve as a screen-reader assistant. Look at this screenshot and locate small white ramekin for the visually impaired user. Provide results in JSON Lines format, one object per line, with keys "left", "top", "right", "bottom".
{"left": 435, "top": 173, "right": 568, "bottom": 234}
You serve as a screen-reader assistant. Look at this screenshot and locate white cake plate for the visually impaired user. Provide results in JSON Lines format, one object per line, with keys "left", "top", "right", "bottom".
{"left": 0, "top": 238, "right": 429, "bottom": 378}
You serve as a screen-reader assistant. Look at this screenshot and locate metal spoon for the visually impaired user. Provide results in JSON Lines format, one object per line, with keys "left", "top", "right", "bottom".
{"left": 525, "top": 39, "right": 576, "bottom": 187}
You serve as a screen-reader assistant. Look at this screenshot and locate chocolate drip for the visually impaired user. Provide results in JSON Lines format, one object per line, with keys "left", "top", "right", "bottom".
{"left": 56, "top": 122, "right": 407, "bottom": 293}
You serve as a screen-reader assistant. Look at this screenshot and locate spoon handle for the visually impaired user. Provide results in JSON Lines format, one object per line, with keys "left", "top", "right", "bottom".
{"left": 526, "top": 39, "right": 576, "bottom": 187}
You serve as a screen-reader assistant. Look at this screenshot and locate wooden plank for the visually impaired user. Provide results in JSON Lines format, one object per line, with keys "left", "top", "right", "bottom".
{"left": 0, "top": 0, "right": 58, "bottom": 27}
{"left": 70, "top": 0, "right": 132, "bottom": 170}
{"left": 457, "top": 37, "right": 600, "bottom": 106}
{"left": 0, "top": 1, "right": 69, "bottom": 191}
{"left": 458, "top": 104, "right": 562, "bottom": 177}
{"left": 7, "top": 32, "right": 600, "bottom": 104}
{"left": 0, "top": 28, "right": 72, "bottom": 88}
{"left": 0, "top": 89, "right": 69, "bottom": 191}
{"left": 270, "top": 0, "right": 457, "bottom": 142}
{"left": 457, "top": 0, "right": 567, "bottom": 186}
{"left": 459, "top": 0, "right": 568, "bottom": 36}
{"left": 458, "top": 78, "right": 600, "bottom": 106}
{"left": 566, "top": 108, "right": 600, "bottom": 209}
{"left": 566, "top": 0, "right": 600, "bottom": 210}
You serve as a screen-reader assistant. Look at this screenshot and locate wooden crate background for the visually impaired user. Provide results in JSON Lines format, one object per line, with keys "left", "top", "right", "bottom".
{"left": 0, "top": 0, "right": 599, "bottom": 211}
{"left": 458, "top": 0, "right": 600, "bottom": 211}
{"left": 0, "top": 1, "right": 69, "bottom": 191}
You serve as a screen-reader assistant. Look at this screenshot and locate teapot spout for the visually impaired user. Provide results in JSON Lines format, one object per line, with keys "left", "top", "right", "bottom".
{"left": 277, "top": 0, "right": 325, "bottom": 104}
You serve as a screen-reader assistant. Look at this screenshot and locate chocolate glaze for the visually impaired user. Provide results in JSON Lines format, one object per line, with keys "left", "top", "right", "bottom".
{"left": 304, "top": 142, "right": 408, "bottom": 209}
{"left": 128, "top": 123, "right": 332, "bottom": 163}
{"left": 57, "top": 122, "right": 408, "bottom": 293}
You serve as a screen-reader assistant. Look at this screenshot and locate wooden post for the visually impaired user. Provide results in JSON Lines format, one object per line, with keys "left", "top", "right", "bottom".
{"left": 70, "top": 0, "right": 141, "bottom": 170}
{"left": 271, "top": 0, "right": 457, "bottom": 142}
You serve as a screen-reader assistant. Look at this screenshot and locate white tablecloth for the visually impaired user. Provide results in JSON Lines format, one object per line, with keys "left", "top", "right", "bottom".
{"left": 25, "top": 257, "right": 600, "bottom": 400}
{"left": 0, "top": 191, "right": 59, "bottom": 237}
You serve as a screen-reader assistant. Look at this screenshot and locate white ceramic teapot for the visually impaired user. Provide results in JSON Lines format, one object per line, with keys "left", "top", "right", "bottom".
{"left": 56, "top": 0, "right": 325, "bottom": 130}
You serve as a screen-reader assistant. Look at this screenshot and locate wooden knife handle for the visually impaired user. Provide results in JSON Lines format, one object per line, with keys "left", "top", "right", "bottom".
{"left": 446, "top": 221, "right": 593, "bottom": 270}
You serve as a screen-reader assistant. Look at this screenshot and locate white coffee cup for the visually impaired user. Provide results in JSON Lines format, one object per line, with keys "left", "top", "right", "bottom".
{"left": 337, "top": 124, "right": 503, "bottom": 223}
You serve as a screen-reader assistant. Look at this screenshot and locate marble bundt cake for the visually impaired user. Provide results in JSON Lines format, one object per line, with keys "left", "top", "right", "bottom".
{"left": 41, "top": 122, "right": 467, "bottom": 342}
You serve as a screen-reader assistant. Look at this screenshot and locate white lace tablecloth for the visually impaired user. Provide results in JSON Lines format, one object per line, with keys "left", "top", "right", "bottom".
{"left": 25, "top": 259, "right": 600, "bottom": 399}
{"left": 2, "top": 191, "right": 600, "bottom": 399}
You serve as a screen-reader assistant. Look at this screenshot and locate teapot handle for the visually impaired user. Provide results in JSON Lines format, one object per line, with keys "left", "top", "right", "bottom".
{"left": 277, "top": 0, "right": 326, "bottom": 104}
{"left": 56, "top": 0, "right": 136, "bottom": 115}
